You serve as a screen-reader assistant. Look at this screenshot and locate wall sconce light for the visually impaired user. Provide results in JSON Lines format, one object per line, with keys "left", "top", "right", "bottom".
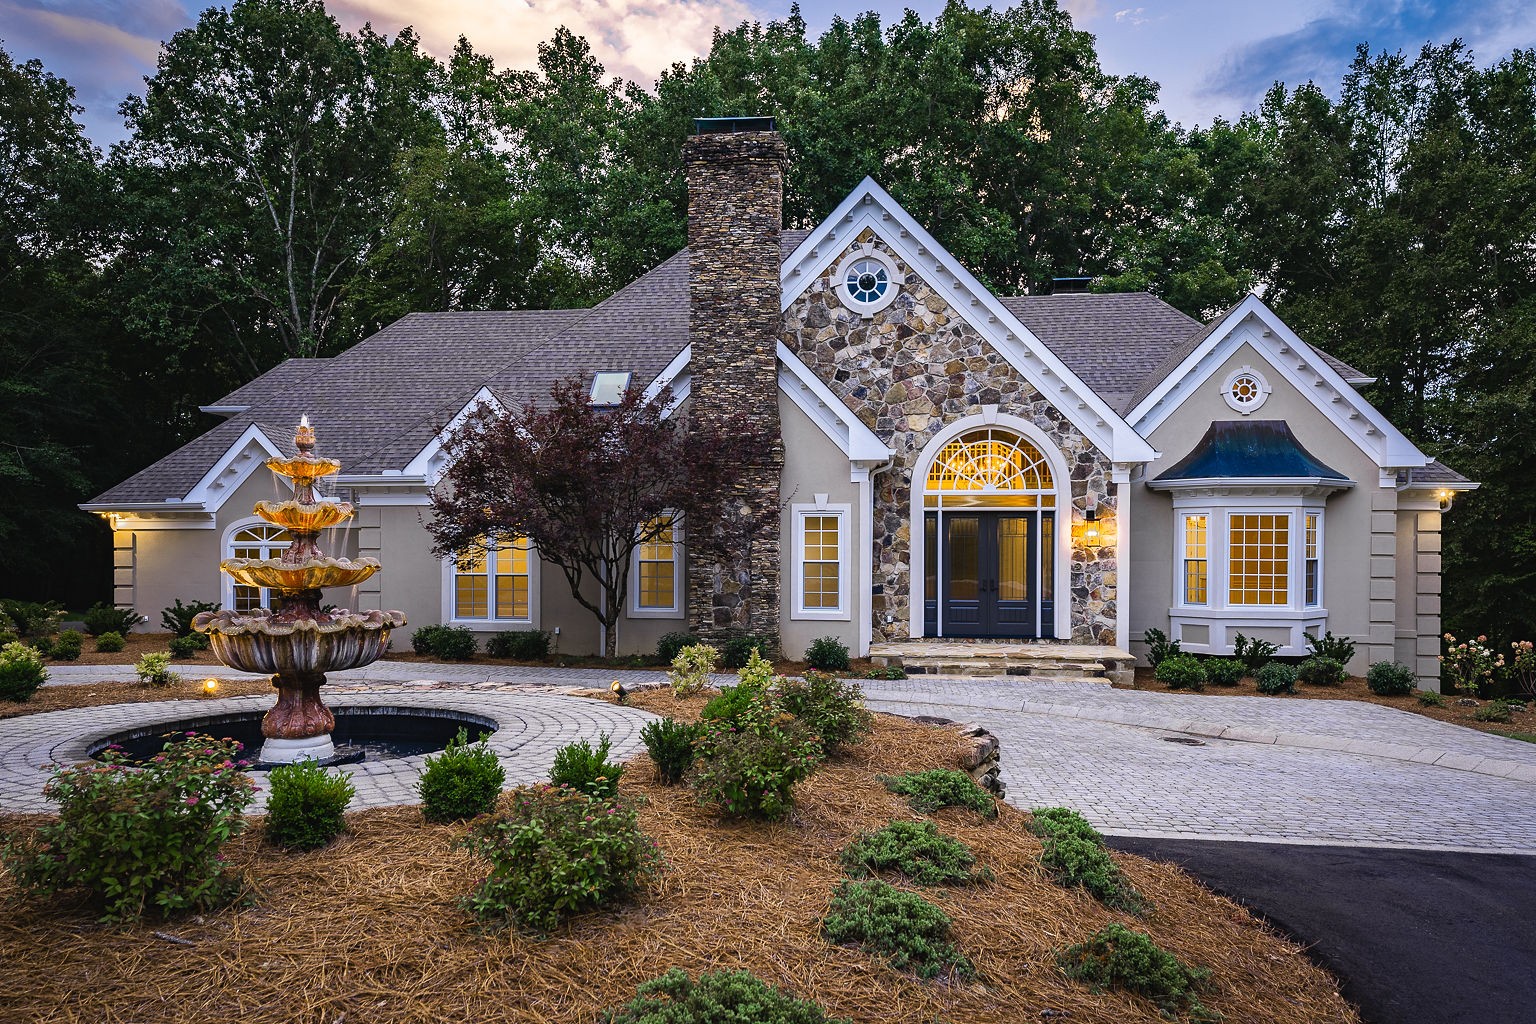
{"left": 1082, "top": 507, "right": 1102, "bottom": 549}
{"left": 1436, "top": 489, "right": 1454, "bottom": 512}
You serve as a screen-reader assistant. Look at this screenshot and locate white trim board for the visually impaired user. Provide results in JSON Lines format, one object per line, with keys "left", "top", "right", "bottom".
{"left": 183, "top": 423, "right": 289, "bottom": 513}
{"left": 402, "top": 386, "right": 505, "bottom": 486}
{"left": 1128, "top": 294, "right": 1427, "bottom": 471}
{"left": 781, "top": 177, "right": 1157, "bottom": 466}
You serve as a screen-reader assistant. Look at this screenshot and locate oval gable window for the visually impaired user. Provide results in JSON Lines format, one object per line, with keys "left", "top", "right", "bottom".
{"left": 1223, "top": 367, "right": 1270, "bottom": 414}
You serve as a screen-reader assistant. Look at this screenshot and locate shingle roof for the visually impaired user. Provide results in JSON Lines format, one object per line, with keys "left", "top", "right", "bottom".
{"left": 1406, "top": 461, "right": 1474, "bottom": 486}
{"left": 1149, "top": 420, "right": 1350, "bottom": 485}
{"left": 205, "top": 358, "right": 330, "bottom": 412}
{"left": 999, "top": 293, "right": 1201, "bottom": 414}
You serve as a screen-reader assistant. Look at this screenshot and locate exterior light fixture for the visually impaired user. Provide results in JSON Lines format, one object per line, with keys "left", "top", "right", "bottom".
{"left": 202, "top": 677, "right": 219, "bottom": 697}
{"left": 1082, "top": 507, "right": 1102, "bottom": 549}
{"left": 1436, "top": 489, "right": 1455, "bottom": 512}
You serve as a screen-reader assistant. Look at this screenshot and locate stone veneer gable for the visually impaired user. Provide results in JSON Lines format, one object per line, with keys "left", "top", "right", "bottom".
{"left": 782, "top": 231, "right": 1119, "bottom": 644}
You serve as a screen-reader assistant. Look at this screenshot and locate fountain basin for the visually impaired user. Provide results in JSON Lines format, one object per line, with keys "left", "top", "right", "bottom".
{"left": 219, "top": 556, "right": 380, "bottom": 591}
{"left": 90, "top": 707, "right": 496, "bottom": 769}
{"left": 254, "top": 498, "right": 355, "bottom": 533}
{"left": 195, "top": 613, "right": 403, "bottom": 676}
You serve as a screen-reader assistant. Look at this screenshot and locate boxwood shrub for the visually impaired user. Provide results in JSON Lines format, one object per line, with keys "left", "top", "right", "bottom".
{"left": 1367, "top": 661, "right": 1416, "bottom": 696}
{"left": 419, "top": 728, "right": 504, "bottom": 822}
{"left": 1202, "top": 657, "right": 1245, "bottom": 687}
{"left": 805, "top": 635, "right": 850, "bottom": 671}
{"left": 1154, "top": 653, "right": 1206, "bottom": 691}
{"left": 1255, "top": 661, "right": 1298, "bottom": 695}
{"left": 265, "top": 759, "right": 355, "bottom": 850}
{"left": 1297, "top": 656, "right": 1346, "bottom": 686}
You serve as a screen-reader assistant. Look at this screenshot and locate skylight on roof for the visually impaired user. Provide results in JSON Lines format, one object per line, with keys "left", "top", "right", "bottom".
{"left": 590, "top": 372, "right": 632, "bottom": 406}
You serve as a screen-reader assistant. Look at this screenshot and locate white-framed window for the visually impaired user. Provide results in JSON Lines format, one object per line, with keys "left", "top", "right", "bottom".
{"left": 630, "top": 516, "right": 683, "bottom": 618}
{"left": 227, "top": 523, "right": 291, "bottom": 612}
{"left": 1182, "top": 513, "right": 1208, "bottom": 606}
{"left": 792, "top": 503, "right": 851, "bottom": 619}
{"left": 451, "top": 535, "right": 533, "bottom": 622}
{"left": 590, "top": 371, "right": 632, "bottom": 406}
{"left": 1222, "top": 366, "right": 1271, "bottom": 414}
{"left": 1304, "top": 512, "right": 1322, "bottom": 607}
{"left": 1170, "top": 506, "right": 1325, "bottom": 613}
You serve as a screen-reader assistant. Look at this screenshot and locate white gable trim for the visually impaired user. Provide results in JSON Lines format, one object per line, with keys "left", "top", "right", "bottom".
{"left": 642, "top": 344, "right": 692, "bottom": 416}
{"left": 777, "top": 343, "right": 893, "bottom": 467}
{"left": 1128, "top": 295, "right": 1426, "bottom": 471}
{"left": 182, "top": 423, "right": 288, "bottom": 512}
{"left": 402, "top": 387, "right": 505, "bottom": 485}
{"left": 781, "top": 177, "right": 1157, "bottom": 465}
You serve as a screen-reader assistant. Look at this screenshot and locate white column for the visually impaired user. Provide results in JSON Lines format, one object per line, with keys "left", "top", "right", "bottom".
{"left": 1113, "top": 466, "right": 1133, "bottom": 653}
{"left": 852, "top": 463, "right": 876, "bottom": 658}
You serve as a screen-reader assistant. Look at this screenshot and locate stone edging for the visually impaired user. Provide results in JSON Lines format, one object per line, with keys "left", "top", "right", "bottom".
{"left": 1015, "top": 699, "right": 1536, "bottom": 784}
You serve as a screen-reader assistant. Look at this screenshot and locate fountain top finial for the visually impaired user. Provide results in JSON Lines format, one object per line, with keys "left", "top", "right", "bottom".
{"left": 295, "top": 415, "right": 316, "bottom": 454}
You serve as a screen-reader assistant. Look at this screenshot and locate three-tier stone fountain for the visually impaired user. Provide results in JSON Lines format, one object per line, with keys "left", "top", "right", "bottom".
{"left": 194, "top": 417, "right": 406, "bottom": 766}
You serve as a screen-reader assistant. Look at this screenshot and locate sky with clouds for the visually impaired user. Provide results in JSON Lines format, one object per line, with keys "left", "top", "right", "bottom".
{"left": 5, "top": 0, "right": 1535, "bottom": 146}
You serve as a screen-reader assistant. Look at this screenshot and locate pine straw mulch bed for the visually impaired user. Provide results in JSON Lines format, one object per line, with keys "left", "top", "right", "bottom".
{"left": 0, "top": 689, "right": 1357, "bottom": 1024}
{"left": 1130, "top": 667, "right": 1536, "bottom": 742}
{"left": 38, "top": 630, "right": 189, "bottom": 666}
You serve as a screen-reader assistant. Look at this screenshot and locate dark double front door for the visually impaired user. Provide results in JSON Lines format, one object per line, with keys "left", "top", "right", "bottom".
{"left": 924, "top": 511, "right": 1054, "bottom": 639}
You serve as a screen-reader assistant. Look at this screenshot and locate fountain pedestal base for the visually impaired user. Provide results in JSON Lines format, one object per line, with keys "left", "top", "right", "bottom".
{"left": 257, "top": 672, "right": 349, "bottom": 765}
{"left": 258, "top": 734, "right": 338, "bottom": 765}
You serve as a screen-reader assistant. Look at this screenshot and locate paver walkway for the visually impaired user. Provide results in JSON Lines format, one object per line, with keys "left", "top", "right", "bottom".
{"left": 20, "top": 666, "right": 1536, "bottom": 852}
{"left": 0, "top": 690, "right": 655, "bottom": 813}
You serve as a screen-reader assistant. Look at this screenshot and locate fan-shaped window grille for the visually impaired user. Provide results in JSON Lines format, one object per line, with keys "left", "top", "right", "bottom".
{"left": 925, "top": 429, "right": 1054, "bottom": 494}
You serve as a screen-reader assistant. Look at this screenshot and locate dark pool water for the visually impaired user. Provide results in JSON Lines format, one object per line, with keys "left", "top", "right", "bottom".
{"left": 90, "top": 708, "right": 495, "bottom": 767}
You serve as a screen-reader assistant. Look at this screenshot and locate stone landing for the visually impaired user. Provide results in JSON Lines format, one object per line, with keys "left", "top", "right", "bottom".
{"left": 869, "top": 641, "right": 1136, "bottom": 685}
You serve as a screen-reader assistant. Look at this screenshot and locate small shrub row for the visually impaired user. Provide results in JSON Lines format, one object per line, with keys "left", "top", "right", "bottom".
{"left": 411, "top": 624, "right": 478, "bottom": 660}
{"left": 485, "top": 629, "right": 552, "bottom": 660}
{"left": 1030, "top": 807, "right": 1147, "bottom": 914}
{"left": 880, "top": 769, "right": 996, "bottom": 818}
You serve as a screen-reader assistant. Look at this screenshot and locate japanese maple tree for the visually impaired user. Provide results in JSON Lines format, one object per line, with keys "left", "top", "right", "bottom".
{"left": 427, "top": 376, "right": 761, "bottom": 656}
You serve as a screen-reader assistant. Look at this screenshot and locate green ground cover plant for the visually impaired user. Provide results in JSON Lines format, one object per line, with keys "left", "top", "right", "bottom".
{"left": 419, "top": 728, "right": 505, "bottom": 821}
{"left": 459, "top": 784, "right": 661, "bottom": 933}
{"left": 880, "top": 769, "right": 996, "bottom": 817}
{"left": 265, "top": 760, "right": 356, "bottom": 850}
{"left": 2, "top": 734, "right": 255, "bottom": 921}
{"left": 840, "top": 819, "right": 990, "bottom": 886}
{"left": 602, "top": 968, "right": 853, "bottom": 1024}
{"left": 1057, "top": 922, "right": 1214, "bottom": 1020}
{"left": 822, "top": 879, "right": 974, "bottom": 980}
{"left": 1030, "top": 807, "right": 1147, "bottom": 914}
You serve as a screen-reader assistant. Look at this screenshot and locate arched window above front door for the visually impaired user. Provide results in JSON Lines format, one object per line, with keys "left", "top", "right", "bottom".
{"left": 924, "top": 428, "right": 1056, "bottom": 507}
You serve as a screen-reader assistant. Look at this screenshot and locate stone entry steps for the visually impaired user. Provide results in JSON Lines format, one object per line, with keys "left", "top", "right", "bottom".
{"left": 868, "top": 641, "right": 1136, "bottom": 685}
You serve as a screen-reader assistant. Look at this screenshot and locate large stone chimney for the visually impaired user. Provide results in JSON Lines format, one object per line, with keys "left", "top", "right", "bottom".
{"left": 683, "top": 117, "right": 787, "bottom": 641}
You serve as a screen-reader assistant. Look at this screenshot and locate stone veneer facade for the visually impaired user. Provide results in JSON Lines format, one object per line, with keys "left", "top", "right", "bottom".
{"left": 683, "top": 130, "right": 788, "bottom": 637}
{"left": 783, "top": 230, "right": 1120, "bottom": 644}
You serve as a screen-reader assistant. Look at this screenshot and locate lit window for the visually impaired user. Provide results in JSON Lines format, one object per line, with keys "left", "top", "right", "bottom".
{"left": 455, "top": 536, "right": 530, "bottom": 620}
{"left": 794, "top": 506, "right": 848, "bottom": 618}
{"left": 590, "top": 372, "right": 632, "bottom": 406}
{"left": 633, "top": 517, "right": 680, "bottom": 615}
{"left": 229, "top": 524, "right": 291, "bottom": 612}
{"left": 1183, "top": 514, "right": 1208, "bottom": 606}
{"left": 1305, "top": 513, "right": 1321, "bottom": 607}
{"left": 1228, "top": 513, "right": 1289, "bottom": 606}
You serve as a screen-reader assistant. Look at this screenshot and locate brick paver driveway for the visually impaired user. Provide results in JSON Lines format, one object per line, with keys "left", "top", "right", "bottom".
{"left": 861, "top": 678, "right": 1536, "bottom": 854}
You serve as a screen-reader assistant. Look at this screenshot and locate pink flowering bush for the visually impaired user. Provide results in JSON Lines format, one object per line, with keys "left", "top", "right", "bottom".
{"left": 1440, "top": 633, "right": 1504, "bottom": 697}
{"left": 1508, "top": 641, "right": 1536, "bottom": 698}
{"left": 2, "top": 733, "right": 255, "bottom": 921}
{"left": 458, "top": 783, "right": 661, "bottom": 933}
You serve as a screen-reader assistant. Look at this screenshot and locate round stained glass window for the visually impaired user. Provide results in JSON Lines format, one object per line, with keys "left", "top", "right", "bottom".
{"left": 1223, "top": 367, "right": 1270, "bottom": 413}
{"left": 845, "top": 258, "right": 889, "bottom": 303}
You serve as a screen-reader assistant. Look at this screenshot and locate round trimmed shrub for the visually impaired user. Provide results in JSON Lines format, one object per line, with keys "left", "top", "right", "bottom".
{"left": 1154, "top": 653, "right": 1206, "bottom": 691}
{"left": 1256, "top": 662, "right": 1298, "bottom": 695}
{"left": 431, "top": 626, "right": 478, "bottom": 660}
{"left": 265, "top": 760, "right": 356, "bottom": 850}
{"left": 50, "top": 630, "right": 83, "bottom": 661}
{"left": 605, "top": 968, "right": 852, "bottom": 1024}
{"left": 1297, "top": 656, "right": 1346, "bottom": 686}
{"left": 0, "top": 641, "right": 48, "bottom": 702}
{"left": 720, "top": 633, "right": 772, "bottom": 670}
{"left": 1367, "top": 661, "right": 1416, "bottom": 696}
{"left": 1202, "top": 657, "right": 1245, "bottom": 687}
{"left": 485, "top": 629, "right": 551, "bottom": 660}
{"left": 805, "top": 635, "right": 851, "bottom": 671}
{"left": 419, "top": 729, "right": 504, "bottom": 822}
{"left": 410, "top": 624, "right": 447, "bottom": 655}
{"left": 94, "top": 631, "right": 126, "bottom": 653}
{"left": 167, "top": 634, "right": 201, "bottom": 658}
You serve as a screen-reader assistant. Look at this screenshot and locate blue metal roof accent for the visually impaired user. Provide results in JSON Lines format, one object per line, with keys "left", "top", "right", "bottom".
{"left": 1153, "top": 420, "right": 1351, "bottom": 484}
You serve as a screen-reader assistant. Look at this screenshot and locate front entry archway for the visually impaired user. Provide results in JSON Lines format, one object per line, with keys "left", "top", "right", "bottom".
{"left": 912, "top": 420, "right": 1068, "bottom": 640}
